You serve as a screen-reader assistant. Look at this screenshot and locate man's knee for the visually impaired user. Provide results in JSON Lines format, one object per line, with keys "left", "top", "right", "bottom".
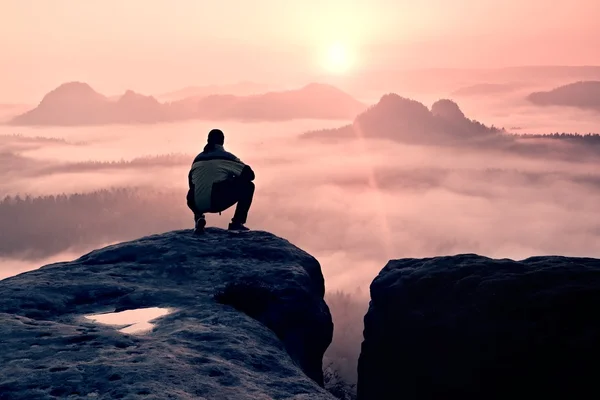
{"left": 243, "top": 180, "right": 255, "bottom": 193}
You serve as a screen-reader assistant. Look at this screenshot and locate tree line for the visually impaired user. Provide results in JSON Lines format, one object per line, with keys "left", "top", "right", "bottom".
{"left": 0, "top": 187, "right": 190, "bottom": 259}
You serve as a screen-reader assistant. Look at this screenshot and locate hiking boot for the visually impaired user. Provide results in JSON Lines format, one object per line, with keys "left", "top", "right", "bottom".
{"left": 228, "top": 222, "right": 249, "bottom": 231}
{"left": 194, "top": 215, "right": 206, "bottom": 234}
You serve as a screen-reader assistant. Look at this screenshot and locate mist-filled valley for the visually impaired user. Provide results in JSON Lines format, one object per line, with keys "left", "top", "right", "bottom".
{"left": 4, "top": 1, "right": 600, "bottom": 397}
{"left": 2, "top": 84, "right": 600, "bottom": 393}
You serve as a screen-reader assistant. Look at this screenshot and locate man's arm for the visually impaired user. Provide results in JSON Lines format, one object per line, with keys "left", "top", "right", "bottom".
{"left": 240, "top": 164, "right": 255, "bottom": 181}
{"left": 225, "top": 150, "right": 254, "bottom": 181}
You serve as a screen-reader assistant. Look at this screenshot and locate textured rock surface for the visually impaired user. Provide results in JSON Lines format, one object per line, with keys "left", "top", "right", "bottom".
{"left": 0, "top": 229, "right": 335, "bottom": 400}
{"left": 358, "top": 254, "right": 600, "bottom": 400}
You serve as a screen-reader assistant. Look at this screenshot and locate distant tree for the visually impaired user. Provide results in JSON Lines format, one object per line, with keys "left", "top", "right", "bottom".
{"left": 514, "top": 132, "right": 600, "bottom": 145}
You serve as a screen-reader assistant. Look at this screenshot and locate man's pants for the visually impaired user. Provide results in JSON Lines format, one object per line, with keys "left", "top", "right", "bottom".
{"left": 211, "top": 177, "right": 255, "bottom": 224}
{"left": 188, "top": 177, "right": 255, "bottom": 224}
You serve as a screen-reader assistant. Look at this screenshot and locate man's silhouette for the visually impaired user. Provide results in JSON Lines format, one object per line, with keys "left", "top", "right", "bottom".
{"left": 187, "top": 129, "right": 255, "bottom": 233}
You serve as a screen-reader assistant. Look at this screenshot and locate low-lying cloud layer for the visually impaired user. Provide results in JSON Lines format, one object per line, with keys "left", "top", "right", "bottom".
{"left": 2, "top": 117, "right": 600, "bottom": 291}
{"left": 2, "top": 99, "right": 600, "bottom": 389}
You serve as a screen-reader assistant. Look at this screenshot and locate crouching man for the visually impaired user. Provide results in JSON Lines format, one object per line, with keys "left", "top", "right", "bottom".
{"left": 187, "top": 129, "right": 255, "bottom": 233}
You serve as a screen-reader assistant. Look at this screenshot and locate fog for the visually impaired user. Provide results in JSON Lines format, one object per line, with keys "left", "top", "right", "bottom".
{"left": 2, "top": 92, "right": 600, "bottom": 389}
{"left": 3, "top": 1, "right": 600, "bottom": 397}
{"left": 2, "top": 97, "right": 600, "bottom": 287}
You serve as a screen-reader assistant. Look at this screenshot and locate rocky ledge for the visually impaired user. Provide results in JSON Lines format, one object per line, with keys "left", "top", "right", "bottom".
{"left": 0, "top": 228, "right": 335, "bottom": 400}
{"left": 358, "top": 254, "right": 600, "bottom": 400}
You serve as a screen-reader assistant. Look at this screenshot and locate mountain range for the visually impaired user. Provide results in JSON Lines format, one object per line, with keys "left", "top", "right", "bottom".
{"left": 8, "top": 82, "right": 366, "bottom": 126}
{"left": 303, "top": 94, "right": 501, "bottom": 145}
{"left": 157, "top": 81, "right": 272, "bottom": 102}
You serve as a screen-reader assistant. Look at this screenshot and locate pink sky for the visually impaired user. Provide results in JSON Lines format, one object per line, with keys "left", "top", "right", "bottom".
{"left": 1, "top": 0, "right": 599, "bottom": 102}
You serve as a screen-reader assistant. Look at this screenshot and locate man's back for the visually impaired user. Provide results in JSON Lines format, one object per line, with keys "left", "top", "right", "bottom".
{"left": 188, "top": 145, "right": 246, "bottom": 213}
{"left": 187, "top": 129, "right": 256, "bottom": 232}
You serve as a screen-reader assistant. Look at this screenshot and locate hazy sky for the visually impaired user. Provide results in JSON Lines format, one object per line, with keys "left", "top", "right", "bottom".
{"left": 2, "top": 0, "right": 599, "bottom": 102}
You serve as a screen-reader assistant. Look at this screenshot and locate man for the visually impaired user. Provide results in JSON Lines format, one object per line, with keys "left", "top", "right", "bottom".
{"left": 186, "top": 129, "right": 255, "bottom": 233}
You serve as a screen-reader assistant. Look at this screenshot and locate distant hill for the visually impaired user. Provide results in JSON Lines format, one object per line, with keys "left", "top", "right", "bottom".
{"left": 527, "top": 81, "right": 600, "bottom": 110}
{"left": 451, "top": 82, "right": 527, "bottom": 97}
{"left": 9, "top": 82, "right": 365, "bottom": 126}
{"left": 182, "top": 83, "right": 366, "bottom": 121}
{"left": 9, "top": 82, "right": 166, "bottom": 126}
{"left": 302, "top": 94, "right": 501, "bottom": 145}
{"left": 158, "top": 81, "right": 272, "bottom": 102}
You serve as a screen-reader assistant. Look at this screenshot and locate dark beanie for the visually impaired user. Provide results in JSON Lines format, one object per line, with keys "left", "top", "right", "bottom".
{"left": 207, "top": 129, "right": 225, "bottom": 145}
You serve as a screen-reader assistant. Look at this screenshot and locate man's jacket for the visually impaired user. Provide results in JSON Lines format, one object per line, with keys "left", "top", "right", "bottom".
{"left": 187, "top": 145, "right": 253, "bottom": 214}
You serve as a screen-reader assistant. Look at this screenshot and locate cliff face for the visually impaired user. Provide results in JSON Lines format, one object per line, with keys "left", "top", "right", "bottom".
{"left": 358, "top": 254, "right": 600, "bottom": 400}
{"left": 0, "top": 228, "right": 335, "bottom": 400}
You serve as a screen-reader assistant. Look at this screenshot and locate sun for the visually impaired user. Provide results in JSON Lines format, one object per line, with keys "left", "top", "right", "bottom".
{"left": 322, "top": 42, "right": 354, "bottom": 74}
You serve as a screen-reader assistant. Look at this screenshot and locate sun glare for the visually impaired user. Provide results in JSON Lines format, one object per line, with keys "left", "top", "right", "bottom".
{"left": 323, "top": 42, "right": 354, "bottom": 74}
